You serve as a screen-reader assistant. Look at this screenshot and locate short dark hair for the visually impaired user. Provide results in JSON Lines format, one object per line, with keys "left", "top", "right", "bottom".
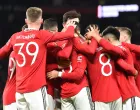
{"left": 63, "top": 10, "right": 81, "bottom": 23}
{"left": 85, "top": 24, "right": 99, "bottom": 33}
{"left": 22, "top": 24, "right": 28, "bottom": 31}
{"left": 43, "top": 18, "right": 58, "bottom": 31}
{"left": 102, "top": 26, "right": 120, "bottom": 40}
{"left": 117, "top": 27, "right": 132, "bottom": 39}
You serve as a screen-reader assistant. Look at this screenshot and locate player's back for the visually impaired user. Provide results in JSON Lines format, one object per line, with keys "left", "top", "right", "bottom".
{"left": 3, "top": 51, "right": 16, "bottom": 105}
{"left": 87, "top": 47, "right": 121, "bottom": 102}
{"left": 12, "top": 30, "right": 47, "bottom": 93}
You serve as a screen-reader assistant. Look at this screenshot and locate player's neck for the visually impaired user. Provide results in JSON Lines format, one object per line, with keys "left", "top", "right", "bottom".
{"left": 112, "top": 40, "right": 121, "bottom": 46}
{"left": 126, "top": 40, "right": 131, "bottom": 44}
{"left": 27, "top": 24, "right": 40, "bottom": 30}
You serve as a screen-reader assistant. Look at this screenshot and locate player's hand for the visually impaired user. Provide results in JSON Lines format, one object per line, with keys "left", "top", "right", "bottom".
{"left": 65, "top": 20, "right": 77, "bottom": 28}
{"left": 135, "top": 70, "right": 138, "bottom": 76}
{"left": 86, "top": 40, "right": 91, "bottom": 44}
{"left": 86, "top": 25, "right": 100, "bottom": 38}
{"left": 47, "top": 70, "right": 59, "bottom": 79}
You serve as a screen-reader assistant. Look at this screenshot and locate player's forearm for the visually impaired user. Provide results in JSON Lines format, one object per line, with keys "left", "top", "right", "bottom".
{"left": 50, "top": 26, "right": 74, "bottom": 42}
{"left": 99, "top": 39, "right": 126, "bottom": 58}
{"left": 61, "top": 68, "right": 85, "bottom": 81}
{"left": 73, "top": 38, "right": 97, "bottom": 55}
{"left": 57, "top": 41, "right": 73, "bottom": 59}
{"left": 117, "top": 59, "right": 137, "bottom": 76}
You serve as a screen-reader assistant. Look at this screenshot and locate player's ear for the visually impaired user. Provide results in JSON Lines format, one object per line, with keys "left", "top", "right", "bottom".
{"left": 124, "top": 35, "right": 128, "bottom": 41}
{"left": 25, "top": 19, "right": 28, "bottom": 24}
{"left": 41, "top": 18, "right": 43, "bottom": 24}
{"left": 63, "top": 22, "right": 65, "bottom": 27}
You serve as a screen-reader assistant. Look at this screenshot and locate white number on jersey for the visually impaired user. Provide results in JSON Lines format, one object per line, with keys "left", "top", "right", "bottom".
{"left": 9, "top": 57, "right": 16, "bottom": 79}
{"left": 14, "top": 42, "right": 39, "bottom": 67}
{"left": 99, "top": 53, "right": 112, "bottom": 76}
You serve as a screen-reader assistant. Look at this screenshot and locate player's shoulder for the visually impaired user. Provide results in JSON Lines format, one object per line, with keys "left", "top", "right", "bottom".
{"left": 11, "top": 31, "right": 22, "bottom": 38}
{"left": 118, "top": 44, "right": 130, "bottom": 54}
{"left": 38, "top": 29, "right": 52, "bottom": 39}
{"left": 39, "top": 29, "right": 50, "bottom": 34}
{"left": 118, "top": 44, "right": 127, "bottom": 50}
{"left": 96, "top": 46, "right": 103, "bottom": 52}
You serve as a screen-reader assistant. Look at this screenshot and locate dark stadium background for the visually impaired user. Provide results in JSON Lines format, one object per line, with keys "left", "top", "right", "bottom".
{"left": 0, "top": 0, "right": 140, "bottom": 109}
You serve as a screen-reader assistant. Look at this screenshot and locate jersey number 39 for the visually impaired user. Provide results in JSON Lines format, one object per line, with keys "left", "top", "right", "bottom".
{"left": 14, "top": 42, "right": 39, "bottom": 67}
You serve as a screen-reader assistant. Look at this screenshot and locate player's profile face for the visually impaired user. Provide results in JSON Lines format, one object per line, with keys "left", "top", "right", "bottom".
{"left": 102, "top": 35, "right": 109, "bottom": 41}
{"left": 119, "top": 31, "right": 126, "bottom": 42}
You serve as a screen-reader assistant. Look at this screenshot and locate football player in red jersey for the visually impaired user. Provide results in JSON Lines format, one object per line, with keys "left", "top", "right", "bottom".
{"left": 84, "top": 26, "right": 122, "bottom": 110}
{"left": 88, "top": 26, "right": 140, "bottom": 110}
{"left": 0, "top": 7, "right": 77, "bottom": 110}
{"left": 117, "top": 27, "right": 140, "bottom": 90}
{"left": 45, "top": 11, "right": 82, "bottom": 110}
{"left": 117, "top": 27, "right": 140, "bottom": 110}
{"left": 3, "top": 51, "right": 16, "bottom": 110}
{"left": 43, "top": 18, "right": 59, "bottom": 110}
{"left": 47, "top": 50, "right": 93, "bottom": 110}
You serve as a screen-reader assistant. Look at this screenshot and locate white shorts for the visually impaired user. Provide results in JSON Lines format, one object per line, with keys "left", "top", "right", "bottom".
{"left": 3, "top": 102, "right": 17, "bottom": 110}
{"left": 61, "top": 87, "right": 93, "bottom": 110}
{"left": 123, "top": 97, "right": 140, "bottom": 110}
{"left": 93, "top": 97, "right": 122, "bottom": 110}
{"left": 48, "top": 94, "right": 55, "bottom": 110}
{"left": 16, "top": 86, "right": 49, "bottom": 110}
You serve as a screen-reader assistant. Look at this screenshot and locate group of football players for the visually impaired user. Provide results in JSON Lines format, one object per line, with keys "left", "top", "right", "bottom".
{"left": 0, "top": 6, "right": 140, "bottom": 110}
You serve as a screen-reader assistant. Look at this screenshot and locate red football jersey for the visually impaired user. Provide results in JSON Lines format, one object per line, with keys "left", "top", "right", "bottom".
{"left": 122, "top": 42, "right": 140, "bottom": 92}
{"left": 47, "top": 40, "right": 73, "bottom": 97}
{"left": 99, "top": 40, "right": 140, "bottom": 101}
{"left": 87, "top": 47, "right": 121, "bottom": 102}
{"left": 115, "top": 48, "right": 140, "bottom": 102}
{"left": 133, "top": 53, "right": 140, "bottom": 92}
{"left": 0, "top": 26, "right": 74, "bottom": 93}
{"left": 60, "top": 51, "right": 88, "bottom": 98}
{"left": 3, "top": 51, "right": 16, "bottom": 105}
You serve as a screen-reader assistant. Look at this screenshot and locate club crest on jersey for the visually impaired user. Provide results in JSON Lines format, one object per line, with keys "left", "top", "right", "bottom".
{"left": 96, "top": 47, "right": 103, "bottom": 52}
{"left": 118, "top": 45, "right": 126, "bottom": 51}
{"left": 77, "top": 56, "right": 82, "bottom": 62}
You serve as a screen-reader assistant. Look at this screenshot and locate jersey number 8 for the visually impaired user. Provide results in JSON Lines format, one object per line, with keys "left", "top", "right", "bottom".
{"left": 99, "top": 53, "right": 112, "bottom": 76}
